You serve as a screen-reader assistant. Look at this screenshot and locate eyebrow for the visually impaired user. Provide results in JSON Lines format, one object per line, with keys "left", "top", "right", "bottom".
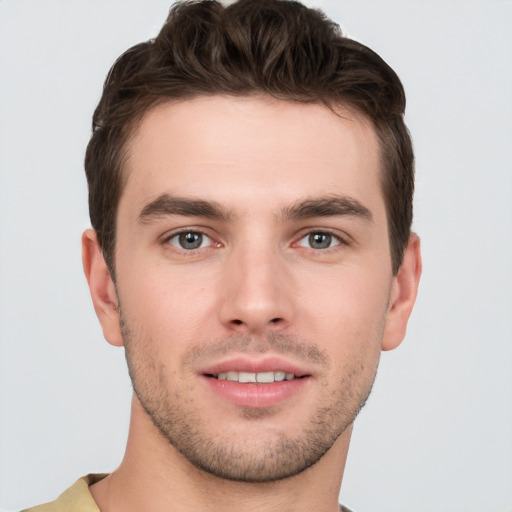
{"left": 137, "top": 193, "right": 372, "bottom": 225}
{"left": 282, "top": 195, "right": 373, "bottom": 222}
{"left": 138, "top": 194, "right": 232, "bottom": 223}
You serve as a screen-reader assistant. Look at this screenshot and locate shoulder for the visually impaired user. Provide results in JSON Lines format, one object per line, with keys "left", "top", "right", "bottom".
{"left": 21, "top": 474, "right": 107, "bottom": 512}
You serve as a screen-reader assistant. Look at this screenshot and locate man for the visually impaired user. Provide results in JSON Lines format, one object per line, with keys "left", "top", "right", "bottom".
{"left": 23, "top": 0, "right": 421, "bottom": 510}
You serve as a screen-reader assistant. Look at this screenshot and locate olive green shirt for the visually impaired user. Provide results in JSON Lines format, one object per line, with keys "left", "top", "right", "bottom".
{"left": 22, "top": 474, "right": 105, "bottom": 512}
{"left": 21, "top": 474, "right": 354, "bottom": 511}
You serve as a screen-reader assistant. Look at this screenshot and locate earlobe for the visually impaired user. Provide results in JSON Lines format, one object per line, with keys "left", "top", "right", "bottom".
{"left": 381, "top": 233, "right": 422, "bottom": 351}
{"left": 82, "top": 229, "right": 124, "bottom": 347}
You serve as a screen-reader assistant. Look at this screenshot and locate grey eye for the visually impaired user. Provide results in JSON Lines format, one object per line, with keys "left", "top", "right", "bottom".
{"left": 298, "top": 232, "right": 340, "bottom": 250}
{"left": 169, "top": 231, "right": 211, "bottom": 250}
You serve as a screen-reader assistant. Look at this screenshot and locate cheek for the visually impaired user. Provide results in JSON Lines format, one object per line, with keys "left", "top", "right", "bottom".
{"left": 298, "top": 266, "right": 390, "bottom": 356}
{"left": 303, "top": 260, "right": 390, "bottom": 314}
{"left": 117, "top": 262, "right": 219, "bottom": 346}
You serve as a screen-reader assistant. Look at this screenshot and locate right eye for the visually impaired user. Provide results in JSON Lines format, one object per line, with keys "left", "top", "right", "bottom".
{"left": 297, "top": 231, "right": 342, "bottom": 250}
{"left": 167, "top": 231, "right": 213, "bottom": 250}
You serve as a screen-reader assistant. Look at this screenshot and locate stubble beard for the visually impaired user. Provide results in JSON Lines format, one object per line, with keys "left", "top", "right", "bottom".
{"left": 121, "top": 313, "right": 380, "bottom": 483}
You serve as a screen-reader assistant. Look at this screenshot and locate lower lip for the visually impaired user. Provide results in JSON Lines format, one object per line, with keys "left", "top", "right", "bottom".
{"left": 201, "top": 376, "right": 309, "bottom": 408}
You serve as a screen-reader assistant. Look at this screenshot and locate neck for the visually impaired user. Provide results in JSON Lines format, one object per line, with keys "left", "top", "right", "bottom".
{"left": 90, "top": 395, "right": 351, "bottom": 512}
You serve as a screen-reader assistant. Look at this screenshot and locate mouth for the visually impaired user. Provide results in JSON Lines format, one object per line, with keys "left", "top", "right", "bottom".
{"left": 200, "top": 359, "right": 311, "bottom": 408}
{"left": 207, "top": 371, "right": 304, "bottom": 383}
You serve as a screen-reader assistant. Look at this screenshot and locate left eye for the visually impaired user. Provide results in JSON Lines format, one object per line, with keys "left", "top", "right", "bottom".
{"left": 168, "top": 231, "right": 212, "bottom": 250}
{"left": 298, "top": 232, "right": 341, "bottom": 250}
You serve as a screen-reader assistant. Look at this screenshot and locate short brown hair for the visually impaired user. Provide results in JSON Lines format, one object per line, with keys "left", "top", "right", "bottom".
{"left": 85, "top": 0, "right": 414, "bottom": 276}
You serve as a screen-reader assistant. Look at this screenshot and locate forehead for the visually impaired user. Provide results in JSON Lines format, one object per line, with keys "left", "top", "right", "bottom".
{"left": 121, "top": 95, "right": 384, "bottom": 218}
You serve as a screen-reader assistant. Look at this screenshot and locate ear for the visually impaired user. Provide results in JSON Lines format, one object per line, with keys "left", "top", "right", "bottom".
{"left": 381, "top": 233, "right": 422, "bottom": 351}
{"left": 82, "top": 229, "right": 124, "bottom": 347}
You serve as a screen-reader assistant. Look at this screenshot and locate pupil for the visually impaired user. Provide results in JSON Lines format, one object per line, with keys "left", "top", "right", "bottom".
{"left": 179, "top": 232, "right": 202, "bottom": 249}
{"left": 310, "top": 233, "right": 331, "bottom": 249}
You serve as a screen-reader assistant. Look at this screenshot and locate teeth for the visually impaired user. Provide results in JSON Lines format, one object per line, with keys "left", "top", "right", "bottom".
{"left": 226, "top": 371, "right": 238, "bottom": 381}
{"left": 215, "top": 371, "right": 298, "bottom": 383}
{"left": 256, "top": 371, "right": 274, "bottom": 383}
{"left": 239, "top": 371, "right": 256, "bottom": 383}
{"left": 272, "top": 371, "right": 286, "bottom": 382}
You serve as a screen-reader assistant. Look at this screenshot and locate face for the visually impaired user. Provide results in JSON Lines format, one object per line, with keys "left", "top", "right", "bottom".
{"left": 95, "top": 96, "right": 410, "bottom": 482}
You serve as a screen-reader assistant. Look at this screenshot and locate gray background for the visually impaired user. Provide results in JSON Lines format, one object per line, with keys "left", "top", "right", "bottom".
{"left": 1, "top": 1, "right": 511, "bottom": 511}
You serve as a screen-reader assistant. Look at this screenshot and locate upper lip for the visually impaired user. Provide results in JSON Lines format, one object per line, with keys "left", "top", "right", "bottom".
{"left": 199, "top": 356, "right": 311, "bottom": 378}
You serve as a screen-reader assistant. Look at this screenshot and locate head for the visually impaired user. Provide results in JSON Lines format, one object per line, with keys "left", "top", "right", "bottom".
{"left": 82, "top": 0, "right": 421, "bottom": 484}
{"left": 85, "top": 0, "right": 414, "bottom": 279}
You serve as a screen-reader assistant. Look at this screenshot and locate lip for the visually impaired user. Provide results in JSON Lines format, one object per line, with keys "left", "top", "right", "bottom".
{"left": 199, "top": 356, "right": 310, "bottom": 378}
{"left": 199, "top": 356, "right": 311, "bottom": 408}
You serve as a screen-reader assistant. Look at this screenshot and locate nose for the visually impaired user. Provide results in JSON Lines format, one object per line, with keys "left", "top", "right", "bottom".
{"left": 218, "top": 242, "right": 293, "bottom": 334}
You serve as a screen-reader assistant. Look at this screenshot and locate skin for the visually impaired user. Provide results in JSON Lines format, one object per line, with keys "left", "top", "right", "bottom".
{"left": 83, "top": 95, "right": 421, "bottom": 512}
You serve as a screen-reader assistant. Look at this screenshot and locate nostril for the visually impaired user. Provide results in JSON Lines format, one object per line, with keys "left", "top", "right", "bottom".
{"left": 231, "top": 318, "right": 282, "bottom": 326}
